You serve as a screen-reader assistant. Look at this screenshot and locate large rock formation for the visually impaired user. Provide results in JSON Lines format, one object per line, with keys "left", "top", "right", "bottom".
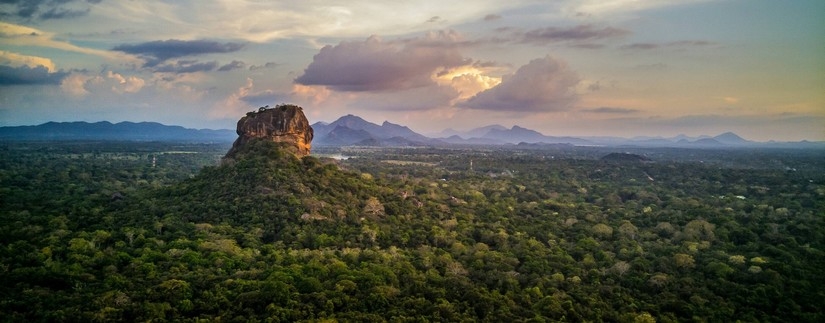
{"left": 224, "top": 104, "right": 314, "bottom": 159}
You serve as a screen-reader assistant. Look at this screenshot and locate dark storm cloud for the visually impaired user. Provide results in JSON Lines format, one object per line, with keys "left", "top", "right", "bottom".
{"left": 111, "top": 39, "right": 245, "bottom": 67}
{"left": 0, "top": 0, "right": 99, "bottom": 20}
{"left": 0, "top": 64, "right": 68, "bottom": 85}
{"left": 584, "top": 107, "right": 639, "bottom": 114}
{"left": 153, "top": 60, "right": 218, "bottom": 73}
{"left": 294, "top": 33, "right": 470, "bottom": 92}
{"left": 462, "top": 55, "right": 580, "bottom": 112}
{"left": 218, "top": 60, "right": 245, "bottom": 72}
{"left": 521, "top": 25, "right": 629, "bottom": 44}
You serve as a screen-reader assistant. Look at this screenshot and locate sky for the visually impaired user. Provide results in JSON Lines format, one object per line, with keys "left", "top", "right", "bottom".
{"left": 0, "top": 0, "right": 823, "bottom": 141}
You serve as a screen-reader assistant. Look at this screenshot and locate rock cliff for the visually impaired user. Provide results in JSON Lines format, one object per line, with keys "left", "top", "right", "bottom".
{"left": 224, "top": 104, "right": 314, "bottom": 159}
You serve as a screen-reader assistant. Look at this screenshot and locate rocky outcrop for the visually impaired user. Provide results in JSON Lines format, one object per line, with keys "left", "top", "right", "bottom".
{"left": 224, "top": 104, "right": 314, "bottom": 159}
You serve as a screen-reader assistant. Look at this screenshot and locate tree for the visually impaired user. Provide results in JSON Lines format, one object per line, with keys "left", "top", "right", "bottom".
{"left": 683, "top": 219, "right": 715, "bottom": 242}
{"left": 592, "top": 223, "right": 614, "bottom": 238}
{"left": 673, "top": 253, "right": 695, "bottom": 269}
{"left": 610, "top": 261, "right": 631, "bottom": 277}
{"left": 618, "top": 221, "right": 639, "bottom": 240}
{"left": 363, "top": 197, "right": 385, "bottom": 218}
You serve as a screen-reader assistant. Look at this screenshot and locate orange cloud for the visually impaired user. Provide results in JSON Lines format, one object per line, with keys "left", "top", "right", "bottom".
{"left": 0, "top": 50, "right": 56, "bottom": 71}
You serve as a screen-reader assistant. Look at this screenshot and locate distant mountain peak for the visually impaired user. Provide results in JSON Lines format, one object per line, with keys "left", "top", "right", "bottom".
{"left": 713, "top": 132, "right": 750, "bottom": 144}
{"left": 313, "top": 114, "right": 429, "bottom": 146}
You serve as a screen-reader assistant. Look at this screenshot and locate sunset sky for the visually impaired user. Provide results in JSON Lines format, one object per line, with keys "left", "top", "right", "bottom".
{"left": 1, "top": 0, "right": 823, "bottom": 141}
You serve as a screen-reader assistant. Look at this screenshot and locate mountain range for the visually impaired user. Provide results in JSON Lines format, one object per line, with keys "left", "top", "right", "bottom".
{"left": 1, "top": 117, "right": 822, "bottom": 149}
{"left": 0, "top": 121, "right": 236, "bottom": 142}
{"left": 311, "top": 115, "right": 431, "bottom": 146}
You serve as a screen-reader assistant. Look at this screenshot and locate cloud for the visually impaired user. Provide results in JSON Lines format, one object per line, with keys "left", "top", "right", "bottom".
{"left": 112, "top": 39, "right": 245, "bottom": 67}
{"left": 0, "top": 0, "right": 98, "bottom": 21}
{"left": 483, "top": 14, "right": 502, "bottom": 21}
{"left": 1, "top": 22, "right": 131, "bottom": 62}
{"left": 621, "top": 43, "right": 658, "bottom": 50}
{"left": 583, "top": 107, "right": 639, "bottom": 114}
{"left": 290, "top": 84, "right": 331, "bottom": 105}
{"left": 632, "top": 63, "right": 668, "bottom": 71}
{"left": 218, "top": 60, "right": 245, "bottom": 72}
{"left": 103, "top": 70, "right": 145, "bottom": 93}
{"left": 294, "top": 32, "right": 471, "bottom": 92}
{"left": 154, "top": 60, "right": 219, "bottom": 73}
{"left": 240, "top": 90, "right": 284, "bottom": 106}
{"left": 571, "top": 43, "right": 606, "bottom": 50}
{"left": 462, "top": 55, "right": 580, "bottom": 112}
{"left": 212, "top": 78, "right": 256, "bottom": 119}
{"left": 521, "top": 24, "right": 629, "bottom": 45}
{"left": 249, "top": 62, "right": 280, "bottom": 71}
{"left": 621, "top": 40, "right": 716, "bottom": 50}
{"left": 39, "top": 7, "right": 91, "bottom": 20}
{"left": 59, "top": 70, "right": 145, "bottom": 96}
{"left": 347, "top": 84, "right": 460, "bottom": 111}
{"left": 472, "top": 60, "right": 503, "bottom": 68}
{"left": 85, "top": 1, "right": 533, "bottom": 43}
{"left": 0, "top": 50, "right": 56, "bottom": 71}
{"left": 59, "top": 73, "right": 90, "bottom": 96}
{"left": 586, "top": 81, "right": 601, "bottom": 91}
{"left": 0, "top": 64, "right": 68, "bottom": 85}
{"left": 669, "top": 40, "right": 715, "bottom": 47}
{"left": 432, "top": 64, "right": 502, "bottom": 102}
{"left": 722, "top": 97, "right": 739, "bottom": 104}
{"left": 571, "top": 0, "right": 714, "bottom": 17}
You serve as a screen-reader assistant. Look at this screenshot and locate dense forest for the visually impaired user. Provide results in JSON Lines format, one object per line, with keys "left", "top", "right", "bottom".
{"left": 1, "top": 140, "right": 823, "bottom": 322}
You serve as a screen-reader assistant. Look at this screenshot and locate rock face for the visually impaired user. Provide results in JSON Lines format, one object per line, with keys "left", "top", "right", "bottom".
{"left": 224, "top": 104, "right": 314, "bottom": 158}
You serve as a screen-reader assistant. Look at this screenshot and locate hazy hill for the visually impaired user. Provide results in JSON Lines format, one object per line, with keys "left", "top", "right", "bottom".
{"left": 482, "top": 125, "right": 594, "bottom": 145}
{"left": 0, "top": 121, "right": 235, "bottom": 142}
{"left": 433, "top": 124, "right": 508, "bottom": 139}
{"left": 713, "top": 132, "right": 752, "bottom": 145}
{"left": 312, "top": 114, "right": 431, "bottom": 146}
{"left": 320, "top": 125, "right": 375, "bottom": 146}
{"left": 3, "top": 117, "right": 821, "bottom": 149}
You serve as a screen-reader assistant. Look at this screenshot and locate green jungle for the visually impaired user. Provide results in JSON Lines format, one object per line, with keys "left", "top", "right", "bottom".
{"left": 1, "top": 140, "right": 823, "bottom": 322}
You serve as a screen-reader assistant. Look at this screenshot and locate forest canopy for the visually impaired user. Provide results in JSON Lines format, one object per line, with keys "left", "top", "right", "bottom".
{"left": 1, "top": 140, "right": 823, "bottom": 322}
